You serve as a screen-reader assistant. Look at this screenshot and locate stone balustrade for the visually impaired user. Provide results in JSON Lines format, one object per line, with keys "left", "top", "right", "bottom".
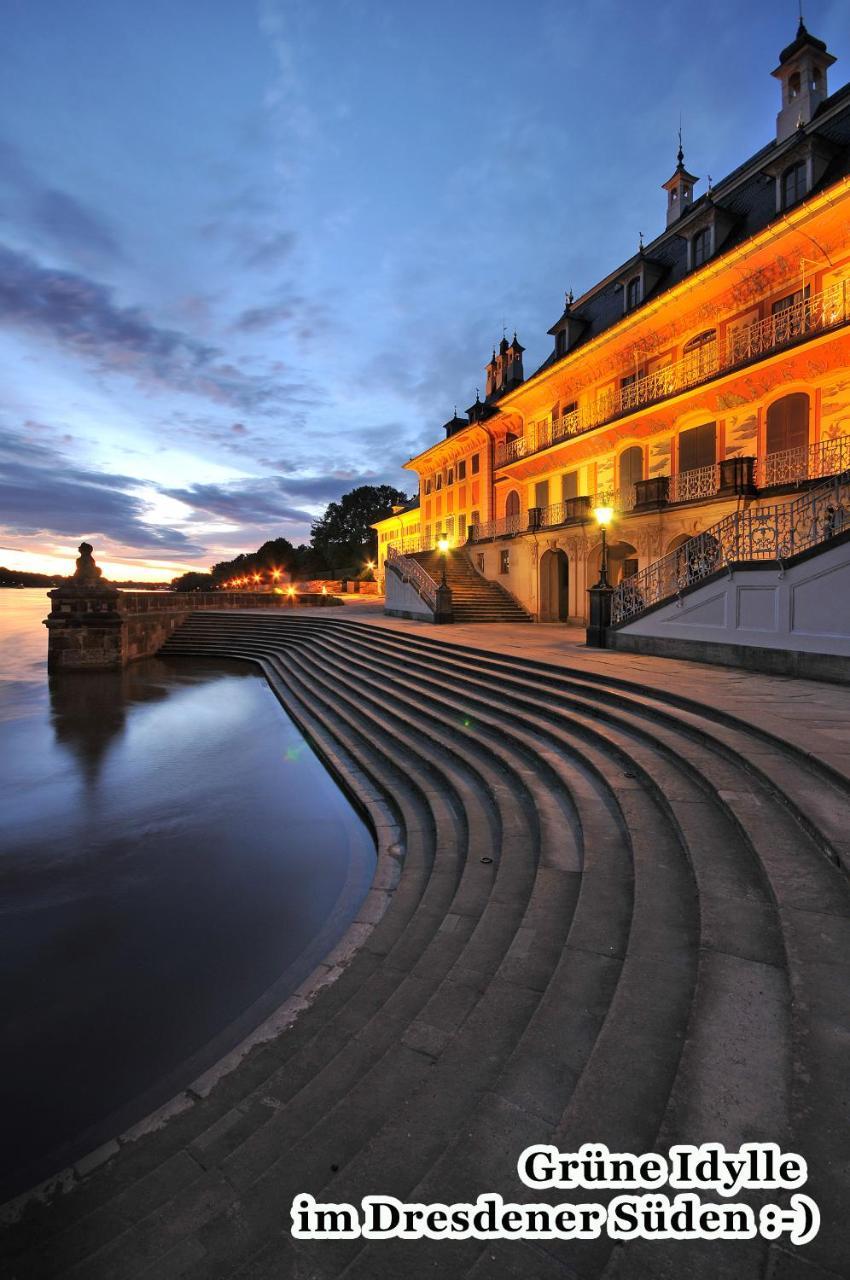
{"left": 45, "top": 545, "right": 342, "bottom": 670}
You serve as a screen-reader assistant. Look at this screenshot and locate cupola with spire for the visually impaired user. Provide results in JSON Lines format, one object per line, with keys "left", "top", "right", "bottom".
{"left": 772, "top": 16, "right": 836, "bottom": 142}
{"left": 485, "top": 331, "right": 525, "bottom": 401}
{"left": 662, "top": 131, "right": 698, "bottom": 227}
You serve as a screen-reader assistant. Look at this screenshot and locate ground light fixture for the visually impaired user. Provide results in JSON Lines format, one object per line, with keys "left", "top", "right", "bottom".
{"left": 593, "top": 505, "right": 614, "bottom": 588}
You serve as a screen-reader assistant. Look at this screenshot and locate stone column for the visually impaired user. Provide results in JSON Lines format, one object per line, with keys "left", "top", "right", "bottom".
{"left": 586, "top": 584, "right": 614, "bottom": 647}
{"left": 44, "top": 543, "right": 125, "bottom": 670}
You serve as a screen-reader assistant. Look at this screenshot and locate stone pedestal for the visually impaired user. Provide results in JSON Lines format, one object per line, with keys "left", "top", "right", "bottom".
{"left": 45, "top": 581, "right": 124, "bottom": 670}
{"left": 586, "top": 584, "right": 614, "bottom": 648}
{"left": 434, "top": 583, "right": 454, "bottom": 624}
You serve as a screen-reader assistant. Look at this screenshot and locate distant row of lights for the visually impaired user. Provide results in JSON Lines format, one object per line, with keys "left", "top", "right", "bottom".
{"left": 220, "top": 560, "right": 377, "bottom": 594}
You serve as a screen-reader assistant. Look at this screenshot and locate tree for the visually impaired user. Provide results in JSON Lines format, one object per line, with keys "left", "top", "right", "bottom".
{"left": 311, "top": 484, "right": 409, "bottom": 573}
{"left": 170, "top": 571, "right": 214, "bottom": 592}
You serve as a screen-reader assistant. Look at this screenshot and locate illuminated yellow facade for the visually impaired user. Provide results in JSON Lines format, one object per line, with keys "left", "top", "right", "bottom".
{"left": 375, "top": 23, "right": 850, "bottom": 622}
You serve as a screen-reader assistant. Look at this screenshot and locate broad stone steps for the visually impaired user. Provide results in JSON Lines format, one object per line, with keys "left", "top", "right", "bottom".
{"left": 289, "top": 620, "right": 850, "bottom": 1278}
{"left": 327, "top": 618, "right": 850, "bottom": 872}
{"left": 161, "top": 622, "right": 701, "bottom": 1280}
{"left": 63, "top": 634, "right": 537, "bottom": 1280}
{"left": 271, "top": 625, "right": 790, "bottom": 1279}
{"left": 180, "top": 618, "right": 844, "bottom": 1278}
{"left": 131, "top": 650, "right": 583, "bottom": 1280}
{"left": 144, "top": 627, "right": 578, "bottom": 1269}
{"left": 166, "top": 624, "right": 650, "bottom": 1274}
{"left": 2, "top": 648, "right": 460, "bottom": 1278}
{"left": 5, "top": 612, "right": 850, "bottom": 1280}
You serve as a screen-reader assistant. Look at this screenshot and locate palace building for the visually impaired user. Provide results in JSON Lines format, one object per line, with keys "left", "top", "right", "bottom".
{"left": 374, "top": 20, "right": 850, "bottom": 626}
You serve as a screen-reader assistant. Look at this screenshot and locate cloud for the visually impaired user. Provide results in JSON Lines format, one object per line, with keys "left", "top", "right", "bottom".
{"left": 244, "top": 229, "right": 296, "bottom": 268}
{"left": 0, "top": 137, "right": 122, "bottom": 263}
{"left": 161, "top": 477, "right": 314, "bottom": 525}
{"left": 0, "top": 426, "right": 204, "bottom": 553}
{"left": 0, "top": 244, "right": 281, "bottom": 411}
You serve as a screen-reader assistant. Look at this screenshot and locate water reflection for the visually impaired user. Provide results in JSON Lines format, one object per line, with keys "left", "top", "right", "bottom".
{"left": 0, "top": 594, "right": 376, "bottom": 1199}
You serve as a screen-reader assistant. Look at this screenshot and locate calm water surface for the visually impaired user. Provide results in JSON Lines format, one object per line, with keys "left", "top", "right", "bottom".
{"left": 0, "top": 591, "right": 376, "bottom": 1197}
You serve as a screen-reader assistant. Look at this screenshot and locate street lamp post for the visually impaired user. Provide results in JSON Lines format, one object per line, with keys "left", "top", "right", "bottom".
{"left": 586, "top": 505, "right": 615, "bottom": 647}
{"left": 434, "top": 537, "right": 453, "bottom": 624}
{"left": 437, "top": 537, "right": 449, "bottom": 587}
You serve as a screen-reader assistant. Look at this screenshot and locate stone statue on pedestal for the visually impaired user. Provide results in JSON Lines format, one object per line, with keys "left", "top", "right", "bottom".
{"left": 73, "top": 542, "right": 105, "bottom": 584}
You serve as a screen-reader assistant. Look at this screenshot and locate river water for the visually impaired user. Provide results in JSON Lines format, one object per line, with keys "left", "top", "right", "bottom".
{"left": 0, "top": 590, "right": 376, "bottom": 1199}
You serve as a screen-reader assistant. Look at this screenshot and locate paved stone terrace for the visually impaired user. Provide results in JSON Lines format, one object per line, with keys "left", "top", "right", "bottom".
{"left": 3, "top": 602, "right": 850, "bottom": 1279}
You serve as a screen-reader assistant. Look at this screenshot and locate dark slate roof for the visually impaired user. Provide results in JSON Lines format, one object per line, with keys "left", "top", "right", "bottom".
{"left": 529, "top": 74, "right": 850, "bottom": 383}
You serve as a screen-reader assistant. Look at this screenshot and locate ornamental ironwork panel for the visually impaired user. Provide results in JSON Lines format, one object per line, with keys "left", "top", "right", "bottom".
{"left": 611, "top": 469, "right": 850, "bottom": 624}
{"left": 386, "top": 546, "right": 439, "bottom": 609}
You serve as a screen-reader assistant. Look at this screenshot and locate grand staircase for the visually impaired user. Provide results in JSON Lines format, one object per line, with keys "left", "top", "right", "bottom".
{"left": 4, "top": 612, "right": 850, "bottom": 1279}
{"left": 409, "top": 548, "right": 532, "bottom": 622}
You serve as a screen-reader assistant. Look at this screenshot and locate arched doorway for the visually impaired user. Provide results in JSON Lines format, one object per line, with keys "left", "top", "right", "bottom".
{"left": 591, "top": 539, "right": 638, "bottom": 587}
{"left": 539, "top": 549, "right": 569, "bottom": 621}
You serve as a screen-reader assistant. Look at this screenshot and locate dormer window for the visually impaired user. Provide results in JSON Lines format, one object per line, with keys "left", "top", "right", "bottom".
{"left": 626, "top": 276, "right": 641, "bottom": 310}
{"left": 556, "top": 329, "right": 567, "bottom": 356}
{"left": 692, "top": 227, "right": 711, "bottom": 268}
{"left": 782, "top": 160, "right": 807, "bottom": 208}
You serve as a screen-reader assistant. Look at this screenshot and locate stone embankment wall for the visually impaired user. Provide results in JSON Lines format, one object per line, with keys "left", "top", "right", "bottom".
{"left": 45, "top": 589, "right": 341, "bottom": 670}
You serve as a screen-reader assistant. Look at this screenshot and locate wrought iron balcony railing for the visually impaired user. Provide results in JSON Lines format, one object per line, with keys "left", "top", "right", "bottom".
{"left": 666, "top": 464, "right": 720, "bottom": 503}
{"left": 757, "top": 434, "right": 850, "bottom": 488}
{"left": 495, "top": 280, "right": 848, "bottom": 468}
{"left": 611, "top": 468, "right": 850, "bottom": 624}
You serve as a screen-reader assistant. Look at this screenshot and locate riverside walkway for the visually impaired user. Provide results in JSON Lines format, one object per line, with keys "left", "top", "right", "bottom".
{"left": 4, "top": 602, "right": 850, "bottom": 1279}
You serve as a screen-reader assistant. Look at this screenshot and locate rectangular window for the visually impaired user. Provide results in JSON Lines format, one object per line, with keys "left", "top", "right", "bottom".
{"left": 692, "top": 227, "right": 711, "bottom": 268}
{"left": 458, "top": 459, "right": 467, "bottom": 480}
{"left": 626, "top": 276, "right": 641, "bottom": 310}
{"left": 458, "top": 484, "right": 467, "bottom": 506}
{"left": 447, "top": 467, "right": 454, "bottom": 485}
{"left": 678, "top": 422, "right": 717, "bottom": 472}
{"left": 562, "top": 471, "right": 578, "bottom": 501}
{"left": 500, "top": 549, "right": 510, "bottom": 575}
{"left": 471, "top": 453, "right": 480, "bottom": 474}
{"left": 446, "top": 516, "right": 454, "bottom": 537}
{"left": 476, "top": 554, "right": 485, "bottom": 572}
{"left": 471, "top": 509, "right": 480, "bottom": 526}
{"left": 424, "top": 478, "right": 432, "bottom": 495}
{"left": 535, "top": 479, "right": 550, "bottom": 509}
{"left": 435, "top": 474, "right": 442, "bottom": 490}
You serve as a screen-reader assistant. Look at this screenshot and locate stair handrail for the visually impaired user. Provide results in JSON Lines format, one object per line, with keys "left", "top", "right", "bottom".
{"left": 612, "top": 467, "right": 850, "bottom": 624}
{"left": 386, "top": 546, "right": 440, "bottom": 611}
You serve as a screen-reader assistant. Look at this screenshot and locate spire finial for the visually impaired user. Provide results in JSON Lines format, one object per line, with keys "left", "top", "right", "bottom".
{"left": 677, "top": 117, "right": 684, "bottom": 169}
{"left": 638, "top": 230, "right": 645, "bottom": 252}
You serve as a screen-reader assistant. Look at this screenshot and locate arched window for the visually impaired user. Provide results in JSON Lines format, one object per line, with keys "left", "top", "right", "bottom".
{"left": 619, "top": 446, "right": 643, "bottom": 491}
{"left": 782, "top": 160, "right": 807, "bottom": 209}
{"left": 788, "top": 71, "right": 801, "bottom": 99}
{"left": 766, "top": 393, "right": 809, "bottom": 455}
{"left": 505, "top": 490, "right": 521, "bottom": 519}
{"left": 626, "top": 276, "right": 641, "bottom": 310}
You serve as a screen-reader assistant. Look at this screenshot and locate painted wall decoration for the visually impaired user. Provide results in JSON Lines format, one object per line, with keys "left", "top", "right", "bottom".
{"left": 725, "top": 412, "right": 758, "bottom": 456}
{"left": 649, "top": 438, "right": 672, "bottom": 476}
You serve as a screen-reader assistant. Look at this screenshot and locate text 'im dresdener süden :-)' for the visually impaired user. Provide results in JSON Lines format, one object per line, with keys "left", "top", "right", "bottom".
{"left": 291, "top": 1143, "right": 819, "bottom": 1244}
